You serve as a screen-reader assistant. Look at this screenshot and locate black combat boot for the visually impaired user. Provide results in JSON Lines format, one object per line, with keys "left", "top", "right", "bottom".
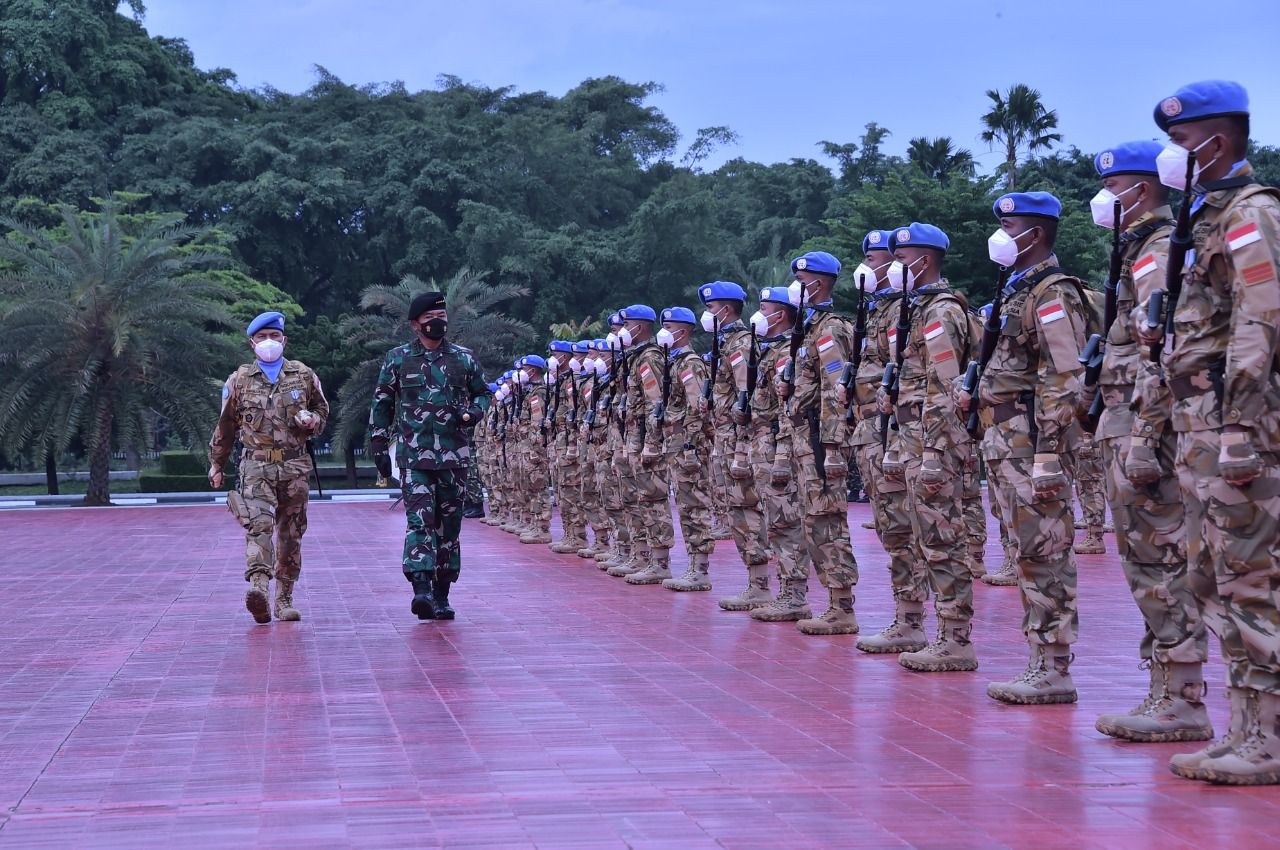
{"left": 431, "top": 576, "right": 456, "bottom": 620}
{"left": 462, "top": 500, "right": 486, "bottom": 519}
{"left": 410, "top": 571, "right": 435, "bottom": 620}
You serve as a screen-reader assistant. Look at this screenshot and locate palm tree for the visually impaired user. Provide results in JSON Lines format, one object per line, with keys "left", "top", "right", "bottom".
{"left": 333, "top": 268, "right": 533, "bottom": 458}
{"left": 907, "top": 136, "right": 977, "bottom": 184}
{"left": 0, "top": 205, "right": 238, "bottom": 505}
{"left": 980, "top": 84, "right": 1063, "bottom": 190}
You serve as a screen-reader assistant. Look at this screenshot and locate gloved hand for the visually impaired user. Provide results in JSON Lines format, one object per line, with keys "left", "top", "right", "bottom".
{"left": 1031, "top": 453, "right": 1068, "bottom": 501}
{"left": 730, "top": 406, "right": 750, "bottom": 427}
{"left": 640, "top": 444, "right": 662, "bottom": 468}
{"left": 769, "top": 455, "right": 793, "bottom": 487}
{"left": 876, "top": 386, "right": 893, "bottom": 415}
{"left": 1220, "top": 430, "right": 1262, "bottom": 487}
{"left": 919, "top": 452, "right": 947, "bottom": 495}
{"left": 1124, "top": 437, "right": 1162, "bottom": 486}
{"left": 881, "top": 450, "right": 904, "bottom": 481}
{"left": 823, "top": 447, "right": 848, "bottom": 479}
{"left": 678, "top": 449, "right": 701, "bottom": 473}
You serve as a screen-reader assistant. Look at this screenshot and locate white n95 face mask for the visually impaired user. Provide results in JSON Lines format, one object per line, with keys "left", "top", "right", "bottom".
{"left": 1089, "top": 183, "right": 1141, "bottom": 229}
{"left": 699, "top": 310, "right": 717, "bottom": 333}
{"left": 748, "top": 311, "right": 770, "bottom": 337}
{"left": 254, "top": 339, "right": 284, "bottom": 362}
{"left": 1156, "top": 136, "right": 1218, "bottom": 191}
{"left": 987, "top": 228, "right": 1033, "bottom": 267}
{"left": 606, "top": 332, "right": 619, "bottom": 351}
{"left": 569, "top": 357, "right": 583, "bottom": 374}
{"left": 787, "top": 280, "right": 805, "bottom": 305}
{"left": 616, "top": 327, "right": 633, "bottom": 347}
{"left": 593, "top": 357, "right": 609, "bottom": 376}
{"left": 852, "top": 263, "right": 877, "bottom": 291}
{"left": 656, "top": 328, "right": 675, "bottom": 349}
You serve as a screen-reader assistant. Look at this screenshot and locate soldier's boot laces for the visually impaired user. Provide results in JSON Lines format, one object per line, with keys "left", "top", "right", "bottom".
{"left": 860, "top": 519, "right": 876, "bottom": 530}
{"left": 967, "top": 552, "right": 987, "bottom": 579}
{"left": 519, "top": 524, "right": 552, "bottom": 545}
{"left": 717, "top": 563, "right": 772, "bottom": 611}
{"left": 1073, "top": 527, "right": 1106, "bottom": 555}
{"left": 751, "top": 579, "right": 812, "bottom": 621}
{"left": 606, "top": 548, "right": 647, "bottom": 577}
{"left": 1098, "top": 661, "right": 1214, "bottom": 743}
{"left": 245, "top": 573, "right": 271, "bottom": 625}
{"left": 797, "top": 587, "right": 859, "bottom": 636}
{"left": 899, "top": 619, "right": 979, "bottom": 672}
{"left": 987, "top": 644, "right": 1077, "bottom": 705}
{"left": 981, "top": 557, "right": 1018, "bottom": 587}
{"left": 430, "top": 576, "right": 456, "bottom": 621}
{"left": 663, "top": 553, "right": 712, "bottom": 592}
{"left": 1199, "top": 690, "right": 1280, "bottom": 786}
{"left": 410, "top": 570, "right": 435, "bottom": 621}
{"left": 273, "top": 576, "right": 301, "bottom": 622}
{"left": 626, "top": 547, "right": 673, "bottom": 585}
{"left": 1170, "top": 687, "right": 1254, "bottom": 780}
{"left": 856, "top": 600, "right": 927, "bottom": 653}
{"left": 600, "top": 544, "right": 630, "bottom": 571}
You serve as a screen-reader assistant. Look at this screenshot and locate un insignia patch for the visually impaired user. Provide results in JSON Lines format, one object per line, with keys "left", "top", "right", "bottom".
{"left": 796, "top": 258, "right": 808, "bottom": 270}
{"left": 1099, "top": 151, "right": 1114, "bottom": 170}
{"left": 1161, "top": 97, "right": 1183, "bottom": 118}
{"left": 998, "top": 197, "right": 1016, "bottom": 214}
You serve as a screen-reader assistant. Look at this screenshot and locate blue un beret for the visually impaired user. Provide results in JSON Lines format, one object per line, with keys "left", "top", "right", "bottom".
{"left": 246, "top": 311, "right": 285, "bottom": 336}
{"left": 520, "top": 355, "right": 548, "bottom": 370}
{"left": 889, "top": 222, "right": 949, "bottom": 253}
{"left": 1094, "top": 141, "right": 1164, "bottom": 177}
{"left": 572, "top": 341, "right": 591, "bottom": 354}
{"left": 486, "top": 382, "right": 498, "bottom": 393}
{"left": 548, "top": 340, "right": 574, "bottom": 354}
{"left": 790, "top": 251, "right": 841, "bottom": 276}
{"left": 861, "top": 230, "right": 895, "bottom": 254}
{"left": 1154, "top": 80, "right": 1249, "bottom": 132}
{"left": 994, "top": 191, "right": 1062, "bottom": 221}
{"left": 698, "top": 281, "right": 747, "bottom": 305}
{"left": 661, "top": 306, "right": 697, "bottom": 325}
{"left": 759, "top": 287, "right": 798, "bottom": 308}
{"left": 620, "top": 304, "right": 657, "bottom": 323}
{"left": 608, "top": 311, "right": 623, "bottom": 327}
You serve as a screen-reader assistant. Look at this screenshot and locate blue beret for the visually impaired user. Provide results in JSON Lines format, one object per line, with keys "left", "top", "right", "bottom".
{"left": 246, "top": 311, "right": 285, "bottom": 336}
{"left": 548, "top": 340, "right": 573, "bottom": 354}
{"left": 608, "top": 311, "right": 623, "bottom": 326}
{"left": 486, "top": 382, "right": 498, "bottom": 393}
{"left": 520, "top": 354, "right": 548, "bottom": 369}
{"left": 620, "top": 304, "right": 656, "bottom": 322}
{"left": 993, "top": 191, "right": 1062, "bottom": 220}
{"left": 759, "top": 286, "right": 798, "bottom": 308}
{"left": 1094, "top": 141, "right": 1164, "bottom": 177}
{"left": 889, "top": 222, "right": 949, "bottom": 253}
{"left": 790, "top": 251, "right": 840, "bottom": 276}
{"left": 660, "top": 306, "right": 697, "bottom": 325}
{"left": 978, "top": 303, "right": 993, "bottom": 319}
{"left": 861, "top": 230, "right": 895, "bottom": 254}
{"left": 502, "top": 370, "right": 514, "bottom": 379}
{"left": 1154, "top": 80, "right": 1249, "bottom": 132}
{"left": 571, "top": 341, "right": 591, "bottom": 354}
{"left": 697, "top": 281, "right": 747, "bottom": 305}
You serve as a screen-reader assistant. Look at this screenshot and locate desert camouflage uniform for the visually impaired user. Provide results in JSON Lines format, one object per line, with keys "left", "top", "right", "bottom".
{"left": 625, "top": 341, "right": 675, "bottom": 581}
{"left": 961, "top": 443, "right": 988, "bottom": 575}
{"left": 517, "top": 380, "right": 552, "bottom": 539}
{"left": 549, "top": 374, "right": 588, "bottom": 550}
{"left": 210, "top": 359, "right": 328, "bottom": 584}
{"left": 572, "top": 372, "right": 609, "bottom": 554}
{"left": 658, "top": 347, "right": 715, "bottom": 587}
{"left": 1072, "top": 431, "right": 1107, "bottom": 533}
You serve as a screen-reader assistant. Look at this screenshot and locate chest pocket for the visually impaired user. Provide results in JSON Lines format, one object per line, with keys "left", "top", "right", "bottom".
{"left": 1177, "top": 222, "right": 1224, "bottom": 323}
{"left": 995, "top": 294, "right": 1034, "bottom": 372}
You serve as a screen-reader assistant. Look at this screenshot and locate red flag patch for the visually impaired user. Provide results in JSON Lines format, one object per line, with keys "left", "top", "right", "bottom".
{"left": 1241, "top": 262, "right": 1277, "bottom": 287}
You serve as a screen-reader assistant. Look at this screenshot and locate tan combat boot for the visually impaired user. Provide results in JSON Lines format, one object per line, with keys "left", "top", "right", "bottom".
{"left": 981, "top": 554, "right": 1018, "bottom": 587}
{"left": 1096, "top": 660, "right": 1164, "bottom": 737}
{"left": 578, "top": 529, "right": 610, "bottom": 559}
{"left": 663, "top": 552, "right": 712, "bottom": 591}
{"left": 273, "top": 576, "right": 301, "bottom": 622}
{"left": 797, "top": 587, "right": 859, "bottom": 635}
{"left": 626, "top": 547, "right": 673, "bottom": 585}
{"left": 607, "top": 546, "right": 647, "bottom": 577}
{"left": 550, "top": 525, "right": 588, "bottom": 553}
{"left": 245, "top": 572, "right": 271, "bottom": 624}
{"left": 1098, "top": 661, "right": 1213, "bottom": 743}
{"left": 520, "top": 523, "right": 552, "bottom": 544}
{"left": 600, "top": 543, "right": 630, "bottom": 570}
{"left": 860, "top": 519, "right": 876, "bottom": 530}
{"left": 856, "top": 600, "right": 927, "bottom": 653}
{"left": 1073, "top": 527, "right": 1105, "bottom": 555}
{"left": 899, "top": 619, "right": 979, "bottom": 672}
{"left": 751, "top": 579, "right": 812, "bottom": 621}
{"left": 717, "top": 563, "right": 773, "bottom": 611}
{"left": 968, "top": 551, "right": 987, "bottom": 579}
{"left": 1171, "top": 687, "right": 1254, "bottom": 780}
{"left": 987, "top": 644, "right": 1076, "bottom": 705}
{"left": 1200, "top": 691, "right": 1280, "bottom": 786}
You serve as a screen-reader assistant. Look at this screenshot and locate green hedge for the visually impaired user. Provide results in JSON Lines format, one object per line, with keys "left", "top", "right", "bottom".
{"left": 159, "top": 451, "right": 204, "bottom": 475}
{"left": 138, "top": 473, "right": 214, "bottom": 493}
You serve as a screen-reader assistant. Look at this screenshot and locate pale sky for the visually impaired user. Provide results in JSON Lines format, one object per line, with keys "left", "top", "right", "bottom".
{"left": 139, "top": 0, "right": 1280, "bottom": 173}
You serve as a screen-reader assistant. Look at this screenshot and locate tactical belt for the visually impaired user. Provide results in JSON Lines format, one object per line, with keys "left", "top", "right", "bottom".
{"left": 1169, "top": 362, "right": 1226, "bottom": 402}
{"left": 895, "top": 403, "right": 922, "bottom": 426}
{"left": 243, "top": 447, "right": 307, "bottom": 463}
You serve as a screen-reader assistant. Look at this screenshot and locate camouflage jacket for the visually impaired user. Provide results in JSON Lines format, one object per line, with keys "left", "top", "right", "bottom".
{"left": 369, "top": 339, "right": 489, "bottom": 470}
{"left": 711, "top": 323, "right": 751, "bottom": 437}
{"left": 976, "top": 256, "right": 1088, "bottom": 460}
{"left": 1162, "top": 163, "right": 1280, "bottom": 445}
{"left": 627, "top": 341, "right": 666, "bottom": 456}
{"left": 655, "top": 347, "right": 710, "bottom": 454}
{"left": 793, "top": 306, "right": 858, "bottom": 448}
{"left": 209, "top": 358, "right": 329, "bottom": 468}
{"left": 853, "top": 292, "right": 902, "bottom": 448}
{"left": 518, "top": 382, "right": 550, "bottom": 462}
{"left": 743, "top": 335, "right": 792, "bottom": 457}
{"left": 1098, "top": 208, "right": 1173, "bottom": 443}
{"left": 895, "top": 282, "right": 972, "bottom": 454}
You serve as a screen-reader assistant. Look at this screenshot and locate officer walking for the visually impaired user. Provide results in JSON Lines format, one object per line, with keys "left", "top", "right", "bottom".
{"left": 209, "top": 311, "right": 328, "bottom": 624}
{"left": 369, "top": 291, "right": 489, "bottom": 621}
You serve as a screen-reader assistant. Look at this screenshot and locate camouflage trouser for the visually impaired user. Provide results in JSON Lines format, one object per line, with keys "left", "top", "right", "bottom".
{"left": 232, "top": 458, "right": 311, "bottom": 583}
{"left": 710, "top": 439, "right": 731, "bottom": 527}
{"left": 524, "top": 448, "right": 552, "bottom": 532}
{"left": 793, "top": 436, "right": 858, "bottom": 590}
{"left": 579, "top": 453, "right": 608, "bottom": 539}
{"left": 1073, "top": 432, "right": 1107, "bottom": 528}
{"left": 987, "top": 453, "right": 1078, "bottom": 646}
{"left": 902, "top": 439, "right": 973, "bottom": 623}
{"left": 557, "top": 450, "right": 587, "bottom": 537}
{"left": 615, "top": 452, "right": 642, "bottom": 549}
{"left": 751, "top": 436, "right": 809, "bottom": 583}
{"left": 633, "top": 453, "right": 674, "bottom": 550}
{"left": 401, "top": 466, "right": 465, "bottom": 581}
{"left": 670, "top": 447, "right": 715, "bottom": 557}
{"left": 718, "top": 428, "right": 769, "bottom": 567}
{"left": 464, "top": 451, "right": 483, "bottom": 505}
{"left": 1176, "top": 430, "right": 1280, "bottom": 693}
{"left": 1101, "top": 433, "right": 1206, "bottom": 664}
{"left": 986, "top": 455, "right": 1018, "bottom": 566}
{"left": 962, "top": 444, "right": 988, "bottom": 562}
{"left": 598, "top": 450, "right": 630, "bottom": 549}
{"left": 856, "top": 440, "right": 925, "bottom": 603}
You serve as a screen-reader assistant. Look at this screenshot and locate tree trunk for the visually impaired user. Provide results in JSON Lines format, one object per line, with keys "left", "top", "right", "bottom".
{"left": 1006, "top": 141, "right": 1017, "bottom": 190}
{"left": 345, "top": 441, "right": 357, "bottom": 488}
{"left": 45, "top": 454, "right": 59, "bottom": 496}
{"left": 83, "top": 406, "right": 113, "bottom": 507}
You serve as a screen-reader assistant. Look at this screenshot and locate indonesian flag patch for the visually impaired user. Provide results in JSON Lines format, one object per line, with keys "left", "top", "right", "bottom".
{"left": 1132, "top": 254, "right": 1158, "bottom": 280}
{"left": 887, "top": 327, "right": 898, "bottom": 346}
{"left": 1228, "top": 223, "right": 1261, "bottom": 252}
{"left": 1037, "top": 301, "right": 1066, "bottom": 325}
{"left": 923, "top": 321, "right": 944, "bottom": 341}
{"left": 639, "top": 363, "right": 660, "bottom": 401}
{"left": 680, "top": 369, "right": 696, "bottom": 385}
{"left": 775, "top": 356, "right": 790, "bottom": 375}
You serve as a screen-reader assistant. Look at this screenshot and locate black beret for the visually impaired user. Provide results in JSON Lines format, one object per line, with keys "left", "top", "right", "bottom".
{"left": 409, "top": 291, "right": 446, "bottom": 320}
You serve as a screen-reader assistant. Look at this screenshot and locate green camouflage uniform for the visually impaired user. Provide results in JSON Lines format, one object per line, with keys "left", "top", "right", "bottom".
{"left": 369, "top": 339, "right": 489, "bottom": 581}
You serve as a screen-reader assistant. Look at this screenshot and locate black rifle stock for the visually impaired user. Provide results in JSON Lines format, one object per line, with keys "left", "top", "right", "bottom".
{"left": 736, "top": 326, "right": 758, "bottom": 422}
{"left": 656, "top": 341, "right": 673, "bottom": 426}
{"left": 1080, "top": 198, "right": 1124, "bottom": 432}
{"left": 1151, "top": 151, "right": 1198, "bottom": 362}
{"left": 880, "top": 274, "right": 912, "bottom": 450}
{"left": 844, "top": 275, "right": 868, "bottom": 424}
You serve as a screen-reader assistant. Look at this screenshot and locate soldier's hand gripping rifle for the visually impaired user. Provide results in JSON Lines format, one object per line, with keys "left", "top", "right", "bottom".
{"left": 1079, "top": 198, "right": 1124, "bottom": 432}
{"left": 702, "top": 316, "right": 720, "bottom": 411}
{"left": 962, "top": 267, "right": 1012, "bottom": 435}
{"left": 1147, "top": 150, "right": 1198, "bottom": 365}
{"left": 617, "top": 336, "right": 630, "bottom": 442}
{"left": 880, "top": 273, "right": 912, "bottom": 452}
{"left": 735, "top": 325, "right": 758, "bottom": 424}
{"left": 780, "top": 283, "right": 807, "bottom": 404}
{"left": 842, "top": 273, "right": 868, "bottom": 424}
{"left": 655, "top": 339, "right": 674, "bottom": 427}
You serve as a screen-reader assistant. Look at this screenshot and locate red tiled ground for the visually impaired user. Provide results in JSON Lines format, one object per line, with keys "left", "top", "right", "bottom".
{"left": 0, "top": 499, "right": 1276, "bottom": 849}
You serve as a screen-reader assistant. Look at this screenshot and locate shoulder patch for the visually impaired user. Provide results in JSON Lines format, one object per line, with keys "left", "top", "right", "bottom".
{"left": 1132, "top": 254, "right": 1158, "bottom": 280}
{"left": 1242, "top": 261, "right": 1277, "bottom": 287}
{"left": 1227, "top": 223, "right": 1261, "bottom": 252}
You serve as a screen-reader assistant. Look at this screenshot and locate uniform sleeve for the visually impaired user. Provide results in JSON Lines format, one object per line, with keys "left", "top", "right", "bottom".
{"left": 368, "top": 352, "right": 398, "bottom": 444}
{"left": 208, "top": 374, "right": 239, "bottom": 467}
{"left": 308, "top": 369, "right": 330, "bottom": 432}
{"left": 813, "top": 317, "right": 858, "bottom": 446}
{"left": 680, "top": 355, "right": 710, "bottom": 439}
{"left": 1032, "top": 282, "right": 1086, "bottom": 453}
{"left": 1126, "top": 238, "right": 1174, "bottom": 441}
{"left": 921, "top": 300, "right": 969, "bottom": 452}
{"left": 468, "top": 356, "right": 491, "bottom": 413}
{"left": 1221, "top": 198, "right": 1280, "bottom": 429}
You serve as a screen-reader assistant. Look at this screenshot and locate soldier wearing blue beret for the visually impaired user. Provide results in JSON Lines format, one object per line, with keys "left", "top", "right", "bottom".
{"left": 567, "top": 338, "right": 612, "bottom": 561}
{"left": 542, "top": 339, "right": 590, "bottom": 554}
{"left": 209, "top": 310, "right": 329, "bottom": 624}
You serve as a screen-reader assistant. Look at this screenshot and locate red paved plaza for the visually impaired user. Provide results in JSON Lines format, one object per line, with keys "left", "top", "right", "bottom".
{"left": 0, "top": 500, "right": 1276, "bottom": 849}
